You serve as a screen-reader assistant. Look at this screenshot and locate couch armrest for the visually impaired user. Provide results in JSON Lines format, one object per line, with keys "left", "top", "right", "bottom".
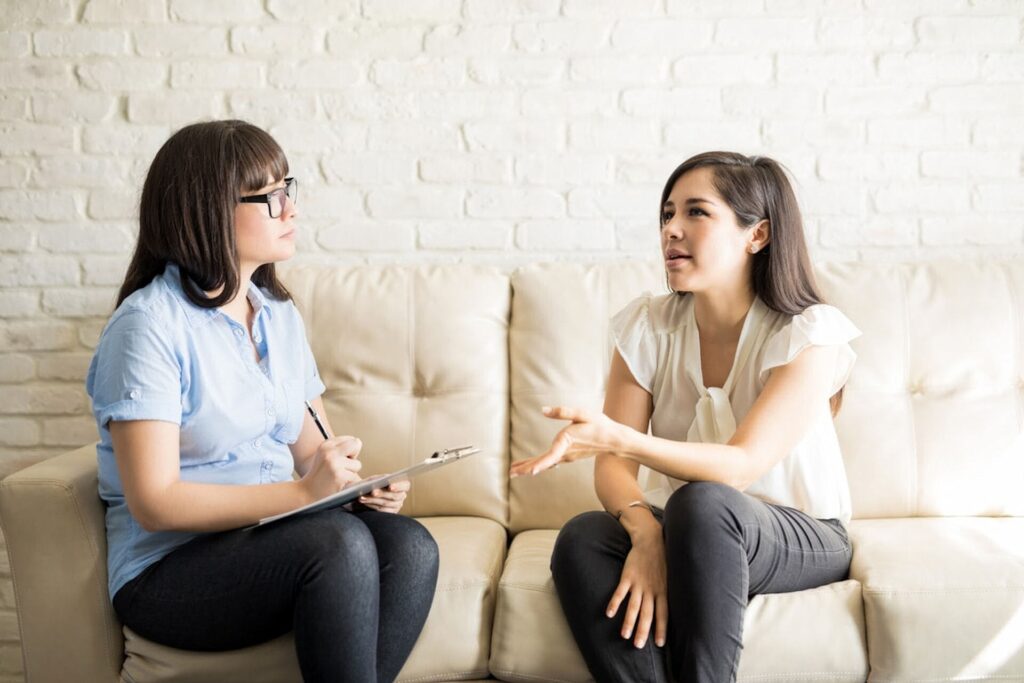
{"left": 0, "top": 444, "right": 122, "bottom": 683}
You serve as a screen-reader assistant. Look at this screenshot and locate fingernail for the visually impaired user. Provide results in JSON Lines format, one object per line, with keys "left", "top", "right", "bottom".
{"left": 635, "top": 641, "right": 645, "bottom": 649}
{"left": 606, "top": 610, "right": 614, "bottom": 618}
{"left": 541, "top": 406, "right": 552, "bottom": 413}
{"left": 656, "top": 639, "right": 665, "bottom": 647}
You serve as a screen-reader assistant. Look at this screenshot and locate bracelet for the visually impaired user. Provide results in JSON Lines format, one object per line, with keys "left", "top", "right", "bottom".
{"left": 614, "top": 500, "right": 654, "bottom": 520}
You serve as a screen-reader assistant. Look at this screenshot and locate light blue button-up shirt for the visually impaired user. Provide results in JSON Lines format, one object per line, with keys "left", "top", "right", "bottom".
{"left": 86, "top": 263, "right": 326, "bottom": 598}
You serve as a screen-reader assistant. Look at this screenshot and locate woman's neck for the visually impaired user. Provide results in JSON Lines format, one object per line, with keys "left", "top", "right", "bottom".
{"left": 692, "top": 286, "right": 755, "bottom": 344}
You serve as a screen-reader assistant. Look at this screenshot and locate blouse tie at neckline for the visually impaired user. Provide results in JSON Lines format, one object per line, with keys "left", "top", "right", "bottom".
{"left": 685, "top": 297, "right": 770, "bottom": 445}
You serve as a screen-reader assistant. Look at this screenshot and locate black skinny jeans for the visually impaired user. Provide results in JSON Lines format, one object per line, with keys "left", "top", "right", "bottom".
{"left": 113, "top": 507, "right": 439, "bottom": 683}
{"left": 551, "top": 482, "right": 852, "bottom": 683}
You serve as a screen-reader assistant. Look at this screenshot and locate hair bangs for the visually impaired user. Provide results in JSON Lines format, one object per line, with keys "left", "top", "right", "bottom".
{"left": 233, "top": 124, "right": 289, "bottom": 193}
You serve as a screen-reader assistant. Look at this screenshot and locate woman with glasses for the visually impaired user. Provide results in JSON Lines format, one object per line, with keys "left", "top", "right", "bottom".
{"left": 86, "top": 120, "right": 438, "bottom": 683}
{"left": 512, "top": 152, "right": 860, "bottom": 683}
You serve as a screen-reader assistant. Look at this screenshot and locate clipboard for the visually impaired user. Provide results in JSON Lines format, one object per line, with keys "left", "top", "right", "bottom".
{"left": 256, "top": 445, "right": 481, "bottom": 527}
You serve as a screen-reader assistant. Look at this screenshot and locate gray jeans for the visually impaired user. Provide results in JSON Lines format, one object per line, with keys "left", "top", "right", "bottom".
{"left": 551, "top": 481, "right": 852, "bottom": 683}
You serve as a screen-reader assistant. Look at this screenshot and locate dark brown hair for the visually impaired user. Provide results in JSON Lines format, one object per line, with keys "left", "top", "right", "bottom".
{"left": 661, "top": 151, "right": 845, "bottom": 416}
{"left": 116, "top": 120, "right": 292, "bottom": 308}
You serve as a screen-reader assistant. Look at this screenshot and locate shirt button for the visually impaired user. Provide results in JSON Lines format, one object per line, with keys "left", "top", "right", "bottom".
{"left": 234, "top": 328, "right": 244, "bottom": 337}
{"left": 129, "top": 389, "right": 140, "bottom": 400}
{"left": 266, "top": 408, "right": 275, "bottom": 417}
{"left": 254, "top": 334, "right": 262, "bottom": 342}
{"left": 252, "top": 439, "right": 261, "bottom": 448}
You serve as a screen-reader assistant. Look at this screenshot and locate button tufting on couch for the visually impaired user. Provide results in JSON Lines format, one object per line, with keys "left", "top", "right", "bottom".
{"left": 2, "top": 259, "right": 1023, "bottom": 682}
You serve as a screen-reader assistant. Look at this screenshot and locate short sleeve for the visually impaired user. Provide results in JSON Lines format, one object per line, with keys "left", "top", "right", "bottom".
{"left": 758, "top": 304, "right": 862, "bottom": 394}
{"left": 610, "top": 295, "right": 658, "bottom": 394}
{"left": 86, "top": 310, "right": 183, "bottom": 428}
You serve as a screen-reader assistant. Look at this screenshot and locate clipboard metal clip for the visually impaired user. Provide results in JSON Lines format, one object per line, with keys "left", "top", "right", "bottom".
{"left": 431, "top": 445, "right": 481, "bottom": 461}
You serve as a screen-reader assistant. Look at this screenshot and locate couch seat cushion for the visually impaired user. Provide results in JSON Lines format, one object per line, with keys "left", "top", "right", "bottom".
{"left": 121, "top": 516, "right": 507, "bottom": 683}
{"left": 490, "top": 529, "right": 867, "bottom": 683}
{"left": 849, "top": 517, "right": 1024, "bottom": 682}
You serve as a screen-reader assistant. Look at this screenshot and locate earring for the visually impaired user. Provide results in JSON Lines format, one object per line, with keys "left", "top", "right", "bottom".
{"left": 750, "top": 246, "right": 758, "bottom": 254}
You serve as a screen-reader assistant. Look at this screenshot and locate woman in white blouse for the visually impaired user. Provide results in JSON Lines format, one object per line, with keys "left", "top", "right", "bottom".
{"left": 511, "top": 151, "right": 861, "bottom": 683}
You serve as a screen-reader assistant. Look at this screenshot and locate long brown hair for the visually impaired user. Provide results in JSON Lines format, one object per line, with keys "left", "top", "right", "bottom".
{"left": 116, "top": 120, "right": 292, "bottom": 308}
{"left": 661, "top": 151, "right": 846, "bottom": 417}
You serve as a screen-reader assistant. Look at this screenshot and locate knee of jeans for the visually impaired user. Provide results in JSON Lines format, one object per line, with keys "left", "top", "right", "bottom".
{"left": 551, "top": 510, "right": 615, "bottom": 577}
{"left": 664, "top": 481, "right": 749, "bottom": 535}
{"left": 307, "top": 514, "right": 378, "bottom": 575}
{"left": 392, "top": 518, "right": 440, "bottom": 580}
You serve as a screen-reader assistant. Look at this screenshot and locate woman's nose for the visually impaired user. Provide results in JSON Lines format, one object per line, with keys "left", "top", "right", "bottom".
{"left": 661, "top": 217, "right": 682, "bottom": 240}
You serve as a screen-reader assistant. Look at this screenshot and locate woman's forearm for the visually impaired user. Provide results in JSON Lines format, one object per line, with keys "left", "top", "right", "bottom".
{"left": 594, "top": 454, "right": 661, "bottom": 542}
{"left": 136, "top": 479, "right": 313, "bottom": 533}
{"left": 618, "top": 429, "right": 753, "bottom": 490}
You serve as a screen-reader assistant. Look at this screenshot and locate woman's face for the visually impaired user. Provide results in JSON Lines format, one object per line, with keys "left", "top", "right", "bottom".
{"left": 235, "top": 174, "right": 297, "bottom": 270}
{"left": 660, "top": 167, "right": 757, "bottom": 294}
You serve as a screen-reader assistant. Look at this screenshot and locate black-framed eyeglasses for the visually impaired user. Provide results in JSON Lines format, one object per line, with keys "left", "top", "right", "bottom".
{"left": 239, "top": 177, "right": 298, "bottom": 218}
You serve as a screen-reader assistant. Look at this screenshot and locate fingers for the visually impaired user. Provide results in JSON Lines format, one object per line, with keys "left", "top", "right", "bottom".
{"left": 319, "top": 435, "right": 362, "bottom": 460}
{"left": 655, "top": 594, "right": 668, "bottom": 648}
{"left": 357, "top": 495, "right": 403, "bottom": 513}
{"left": 365, "top": 488, "right": 405, "bottom": 502}
{"left": 511, "top": 430, "right": 573, "bottom": 478}
{"left": 606, "top": 579, "right": 630, "bottom": 618}
{"left": 542, "top": 405, "right": 589, "bottom": 422}
{"left": 386, "top": 479, "right": 411, "bottom": 493}
{"left": 621, "top": 590, "right": 643, "bottom": 641}
{"left": 634, "top": 595, "right": 655, "bottom": 648}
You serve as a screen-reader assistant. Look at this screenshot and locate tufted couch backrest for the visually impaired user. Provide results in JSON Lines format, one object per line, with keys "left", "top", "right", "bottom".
{"left": 284, "top": 265, "right": 512, "bottom": 524}
{"left": 283, "top": 259, "right": 1024, "bottom": 533}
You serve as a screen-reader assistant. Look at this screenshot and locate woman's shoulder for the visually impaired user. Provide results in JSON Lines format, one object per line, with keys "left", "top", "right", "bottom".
{"left": 105, "top": 275, "right": 179, "bottom": 336}
{"left": 761, "top": 301, "right": 861, "bottom": 342}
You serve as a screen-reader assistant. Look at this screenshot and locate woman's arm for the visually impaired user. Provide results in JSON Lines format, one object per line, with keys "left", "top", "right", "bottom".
{"left": 515, "top": 344, "right": 840, "bottom": 489}
{"left": 595, "top": 351, "right": 659, "bottom": 541}
{"left": 619, "top": 344, "right": 839, "bottom": 488}
{"left": 111, "top": 418, "right": 362, "bottom": 533}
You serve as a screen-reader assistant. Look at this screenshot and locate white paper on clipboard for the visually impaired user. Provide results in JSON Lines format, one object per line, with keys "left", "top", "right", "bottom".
{"left": 255, "top": 445, "right": 481, "bottom": 527}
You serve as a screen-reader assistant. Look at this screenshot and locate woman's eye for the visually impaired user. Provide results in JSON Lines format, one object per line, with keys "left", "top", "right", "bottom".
{"left": 688, "top": 208, "right": 707, "bottom": 217}
{"left": 660, "top": 211, "right": 674, "bottom": 223}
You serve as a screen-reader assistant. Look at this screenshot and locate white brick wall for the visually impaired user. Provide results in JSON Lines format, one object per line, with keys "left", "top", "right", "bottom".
{"left": 1, "top": 2, "right": 1023, "bottom": 680}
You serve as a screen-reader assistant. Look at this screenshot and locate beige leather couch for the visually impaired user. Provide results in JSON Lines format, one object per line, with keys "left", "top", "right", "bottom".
{"left": 3, "top": 260, "right": 1023, "bottom": 683}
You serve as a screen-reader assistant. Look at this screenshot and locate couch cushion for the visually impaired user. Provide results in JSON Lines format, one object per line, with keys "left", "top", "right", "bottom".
{"left": 850, "top": 517, "right": 1024, "bottom": 682}
{"left": 121, "top": 516, "right": 507, "bottom": 683}
{"left": 490, "top": 530, "right": 867, "bottom": 683}
{"left": 817, "top": 260, "right": 1024, "bottom": 519}
{"left": 281, "top": 265, "right": 512, "bottom": 525}
{"left": 508, "top": 262, "right": 664, "bottom": 533}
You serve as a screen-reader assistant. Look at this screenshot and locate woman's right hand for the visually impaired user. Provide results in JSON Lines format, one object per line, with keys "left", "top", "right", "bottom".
{"left": 607, "top": 530, "right": 668, "bottom": 650}
{"left": 300, "top": 436, "right": 363, "bottom": 503}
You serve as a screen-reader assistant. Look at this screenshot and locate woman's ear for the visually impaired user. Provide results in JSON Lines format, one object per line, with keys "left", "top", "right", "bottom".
{"left": 749, "top": 219, "right": 770, "bottom": 253}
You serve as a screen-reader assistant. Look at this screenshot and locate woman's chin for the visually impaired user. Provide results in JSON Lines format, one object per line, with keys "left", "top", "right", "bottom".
{"left": 666, "top": 272, "right": 692, "bottom": 292}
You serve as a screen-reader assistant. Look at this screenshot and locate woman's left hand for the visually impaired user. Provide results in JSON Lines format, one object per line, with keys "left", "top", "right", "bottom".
{"left": 510, "top": 406, "right": 631, "bottom": 478}
{"left": 358, "top": 479, "right": 410, "bottom": 513}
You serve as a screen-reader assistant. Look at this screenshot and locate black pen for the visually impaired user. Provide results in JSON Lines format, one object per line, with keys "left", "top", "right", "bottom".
{"left": 305, "top": 400, "right": 331, "bottom": 440}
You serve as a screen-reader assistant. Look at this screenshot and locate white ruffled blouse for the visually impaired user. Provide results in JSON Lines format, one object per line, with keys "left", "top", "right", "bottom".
{"left": 611, "top": 292, "right": 862, "bottom": 524}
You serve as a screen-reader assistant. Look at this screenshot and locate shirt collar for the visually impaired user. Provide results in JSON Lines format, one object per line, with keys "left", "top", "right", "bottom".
{"left": 161, "top": 263, "right": 272, "bottom": 326}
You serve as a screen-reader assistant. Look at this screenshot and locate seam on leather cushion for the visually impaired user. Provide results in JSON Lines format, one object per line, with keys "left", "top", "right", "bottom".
{"left": 496, "top": 582, "right": 556, "bottom": 595}
{"left": 490, "top": 668, "right": 579, "bottom": 683}
{"left": 398, "top": 670, "right": 490, "bottom": 682}
{"left": 864, "top": 586, "right": 1024, "bottom": 594}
